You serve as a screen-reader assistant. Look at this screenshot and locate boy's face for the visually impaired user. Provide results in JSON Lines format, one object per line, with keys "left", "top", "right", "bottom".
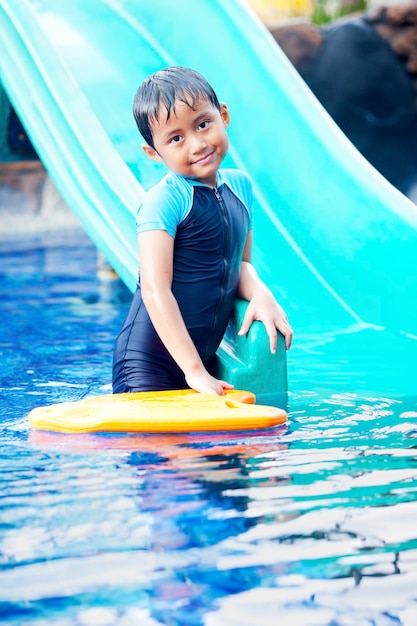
{"left": 142, "top": 96, "right": 230, "bottom": 187}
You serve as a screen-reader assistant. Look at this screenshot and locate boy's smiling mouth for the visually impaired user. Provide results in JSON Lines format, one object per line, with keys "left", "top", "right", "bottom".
{"left": 192, "top": 150, "right": 215, "bottom": 166}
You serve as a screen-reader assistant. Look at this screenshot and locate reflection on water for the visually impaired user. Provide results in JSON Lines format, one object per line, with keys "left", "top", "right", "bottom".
{"left": 1, "top": 234, "right": 417, "bottom": 625}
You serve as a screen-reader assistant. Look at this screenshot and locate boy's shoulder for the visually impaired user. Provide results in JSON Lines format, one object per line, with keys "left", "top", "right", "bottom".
{"left": 219, "top": 168, "right": 251, "bottom": 184}
{"left": 218, "top": 168, "right": 253, "bottom": 207}
{"left": 141, "top": 172, "right": 193, "bottom": 211}
{"left": 137, "top": 172, "right": 194, "bottom": 236}
{"left": 146, "top": 171, "right": 190, "bottom": 198}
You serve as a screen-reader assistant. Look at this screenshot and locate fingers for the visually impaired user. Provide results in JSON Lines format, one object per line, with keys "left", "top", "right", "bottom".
{"left": 239, "top": 313, "right": 293, "bottom": 352}
{"left": 280, "top": 318, "right": 293, "bottom": 350}
{"left": 210, "top": 379, "right": 234, "bottom": 395}
{"left": 203, "top": 382, "right": 234, "bottom": 396}
{"left": 283, "top": 330, "right": 292, "bottom": 351}
{"left": 237, "top": 307, "right": 255, "bottom": 336}
{"left": 274, "top": 318, "right": 293, "bottom": 351}
{"left": 264, "top": 319, "right": 278, "bottom": 354}
{"left": 258, "top": 316, "right": 293, "bottom": 353}
{"left": 237, "top": 301, "right": 293, "bottom": 352}
{"left": 185, "top": 372, "right": 234, "bottom": 396}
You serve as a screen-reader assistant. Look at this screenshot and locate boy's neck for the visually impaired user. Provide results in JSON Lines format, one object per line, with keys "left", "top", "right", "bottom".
{"left": 181, "top": 171, "right": 220, "bottom": 189}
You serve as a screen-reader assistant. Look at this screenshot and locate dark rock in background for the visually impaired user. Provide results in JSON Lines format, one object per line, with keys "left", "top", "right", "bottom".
{"left": 269, "top": 4, "right": 417, "bottom": 197}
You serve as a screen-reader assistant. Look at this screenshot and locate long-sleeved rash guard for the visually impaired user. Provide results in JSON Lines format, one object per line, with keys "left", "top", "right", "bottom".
{"left": 112, "top": 168, "right": 253, "bottom": 393}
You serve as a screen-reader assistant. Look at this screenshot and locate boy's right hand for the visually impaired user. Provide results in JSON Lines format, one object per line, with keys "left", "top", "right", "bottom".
{"left": 185, "top": 370, "right": 234, "bottom": 396}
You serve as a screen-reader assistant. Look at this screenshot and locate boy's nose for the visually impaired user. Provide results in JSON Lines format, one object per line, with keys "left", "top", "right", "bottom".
{"left": 189, "top": 134, "right": 207, "bottom": 153}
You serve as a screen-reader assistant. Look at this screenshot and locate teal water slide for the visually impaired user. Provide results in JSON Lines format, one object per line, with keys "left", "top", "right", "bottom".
{"left": 2, "top": 0, "right": 417, "bottom": 399}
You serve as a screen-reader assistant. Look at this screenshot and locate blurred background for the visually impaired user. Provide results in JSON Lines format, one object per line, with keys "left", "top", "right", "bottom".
{"left": 248, "top": 0, "right": 417, "bottom": 199}
{"left": 1, "top": 0, "right": 417, "bottom": 230}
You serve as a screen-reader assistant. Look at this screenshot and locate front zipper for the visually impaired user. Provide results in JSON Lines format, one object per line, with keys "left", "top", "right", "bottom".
{"left": 209, "top": 188, "right": 230, "bottom": 350}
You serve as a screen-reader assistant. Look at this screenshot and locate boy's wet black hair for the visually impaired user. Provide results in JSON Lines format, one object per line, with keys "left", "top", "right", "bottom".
{"left": 133, "top": 66, "right": 221, "bottom": 149}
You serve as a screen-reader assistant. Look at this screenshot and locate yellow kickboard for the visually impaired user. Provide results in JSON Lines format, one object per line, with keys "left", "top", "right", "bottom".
{"left": 28, "top": 389, "right": 287, "bottom": 433}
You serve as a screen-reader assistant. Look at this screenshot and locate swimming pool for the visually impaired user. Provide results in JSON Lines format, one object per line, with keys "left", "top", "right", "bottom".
{"left": 1, "top": 232, "right": 417, "bottom": 625}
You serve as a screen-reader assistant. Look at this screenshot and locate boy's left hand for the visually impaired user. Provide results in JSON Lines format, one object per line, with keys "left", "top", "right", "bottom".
{"left": 238, "top": 287, "right": 293, "bottom": 353}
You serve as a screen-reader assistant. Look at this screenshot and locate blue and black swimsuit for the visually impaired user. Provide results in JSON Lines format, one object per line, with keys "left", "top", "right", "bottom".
{"left": 112, "top": 168, "right": 253, "bottom": 393}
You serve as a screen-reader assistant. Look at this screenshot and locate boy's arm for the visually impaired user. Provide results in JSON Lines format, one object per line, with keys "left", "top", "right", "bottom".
{"left": 138, "top": 230, "right": 233, "bottom": 395}
{"left": 237, "top": 231, "right": 293, "bottom": 352}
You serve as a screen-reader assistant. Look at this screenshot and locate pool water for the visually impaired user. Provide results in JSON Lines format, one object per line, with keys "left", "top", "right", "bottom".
{"left": 1, "top": 233, "right": 417, "bottom": 626}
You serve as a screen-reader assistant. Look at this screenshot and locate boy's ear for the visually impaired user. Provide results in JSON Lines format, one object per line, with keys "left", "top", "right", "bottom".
{"left": 220, "top": 103, "right": 230, "bottom": 128}
{"left": 141, "top": 143, "right": 162, "bottom": 162}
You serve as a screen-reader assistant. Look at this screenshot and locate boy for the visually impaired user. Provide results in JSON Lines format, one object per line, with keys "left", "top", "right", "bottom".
{"left": 113, "top": 66, "right": 292, "bottom": 396}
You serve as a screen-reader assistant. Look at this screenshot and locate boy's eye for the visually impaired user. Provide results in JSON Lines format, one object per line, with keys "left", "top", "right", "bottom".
{"left": 170, "top": 135, "right": 182, "bottom": 144}
{"left": 199, "top": 120, "right": 209, "bottom": 130}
